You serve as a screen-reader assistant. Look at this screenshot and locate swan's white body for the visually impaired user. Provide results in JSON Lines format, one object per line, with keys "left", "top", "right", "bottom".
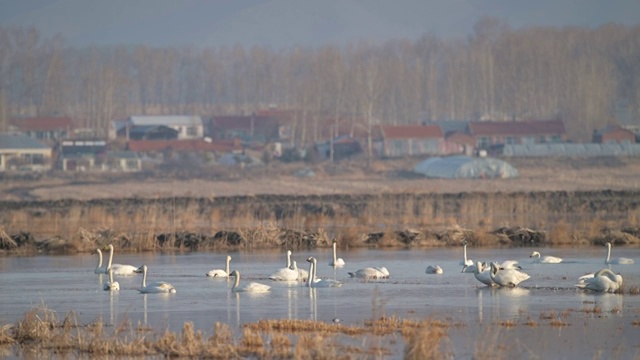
{"left": 605, "top": 242, "right": 635, "bottom": 265}
{"left": 461, "top": 263, "right": 478, "bottom": 273}
{"left": 207, "top": 255, "right": 231, "bottom": 277}
{"left": 489, "top": 262, "right": 530, "bottom": 287}
{"left": 329, "top": 240, "right": 346, "bottom": 267}
{"left": 499, "top": 260, "right": 522, "bottom": 270}
{"left": 269, "top": 250, "right": 300, "bottom": 281}
{"left": 94, "top": 249, "right": 107, "bottom": 274}
{"left": 230, "top": 270, "right": 271, "bottom": 293}
{"left": 138, "top": 265, "right": 176, "bottom": 294}
{"left": 290, "top": 261, "right": 309, "bottom": 281}
{"left": 425, "top": 265, "right": 443, "bottom": 274}
{"left": 472, "top": 261, "right": 496, "bottom": 287}
{"left": 307, "top": 257, "right": 342, "bottom": 288}
{"left": 460, "top": 242, "right": 473, "bottom": 266}
{"left": 530, "top": 251, "right": 563, "bottom": 264}
{"left": 576, "top": 268, "right": 623, "bottom": 293}
{"left": 104, "top": 244, "right": 139, "bottom": 275}
{"left": 348, "top": 267, "right": 389, "bottom": 279}
{"left": 103, "top": 268, "right": 120, "bottom": 291}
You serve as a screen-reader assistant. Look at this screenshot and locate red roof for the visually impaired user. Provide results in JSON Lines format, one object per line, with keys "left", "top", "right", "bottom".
{"left": 127, "top": 139, "right": 242, "bottom": 152}
{"left": 469, "top": 119, "right": 566, "bottom": 136}
{"left": 10, "top": 117, "right": 74, "bottom": 132}
{"left": 380, "top": 124, "right": 443, "bottom": 139}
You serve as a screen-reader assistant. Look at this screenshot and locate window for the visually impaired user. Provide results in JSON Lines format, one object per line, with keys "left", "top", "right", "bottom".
{"left": 505, "top": 136, "right": 516, "bottom": 145}
{"left": 477, "top": 137, "right": 491, "bottom": 148}
{"left": 186, "top": 126, "right": 198, "bottom": 136}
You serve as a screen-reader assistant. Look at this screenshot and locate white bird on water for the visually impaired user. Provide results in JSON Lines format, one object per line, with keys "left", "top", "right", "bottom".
{"left": 306, "top": 257, "right": 342, "bottom": 288}
{"left": 604, "top": 242, "right": 635, "bottom": 265}
{"left": 425, "top": 265, "right": 443, "bottom": 274}
{"left": 207, "top": 255, "right": 232, "bottom": 278}
{"left": 530, "top": 251, "right": 563, "bottom": 264}
{"left": 460, "top": 240, "right": 473, "bottom": 266}
{"left": 137, "top": 265, "right": 176, "bottom": 294}
{"left": 472, "top": 261, "right": 497, "bottom": 287}
{"left": 94, "top": 248, "right": 107, "bottom": 274}
{"left": 104, "top": 244, "right": 139, "bottom": 275}
{"left": 329, "top": 239, "right": 346, "bottom": 268}
{"left": 576, "top": 268, "right": 623, "bottom": 293}
{"left": 230, "top": 270, "right": 271, "bottom": 293}
{"left": 103, "top": 267, "right": 120, "bottom": 291}
{"left": 489, "top": 262, "right": 530, "bottom": 287}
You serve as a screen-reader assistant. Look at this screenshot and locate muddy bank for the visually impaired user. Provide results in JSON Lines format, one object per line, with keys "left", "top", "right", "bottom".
{"left": 1, "top": 189, "right": 639, "bottom": 253}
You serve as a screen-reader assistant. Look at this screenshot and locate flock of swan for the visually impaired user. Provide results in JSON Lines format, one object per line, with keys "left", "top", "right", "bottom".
{"left": 450, "top": 241, "right": 632, "bottom": 292}
{"left": 94, "top": 240, "right": 634, "bottom": 295}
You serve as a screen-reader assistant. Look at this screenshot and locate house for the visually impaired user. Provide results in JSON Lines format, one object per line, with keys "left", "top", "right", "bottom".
{"left": 127, "top": 125, "right": 179, "bottom": 140}
{"left": 373, "top": 124, "right": 459, "bottom": 158}
{"left": 315, "top": 135, "right": 362, "bottom": 161}
{"left": 468, "top": 119, "right": 566, "bottom": 150}
{"left": 207, "top": 114, "right": 280, "bottom": 143}
{"left": 9, "top": 116, "right": 73, "bottom": 143}
{"left": 115, "top": 116, "right": 204, "bottom": 140}
{"left": 58, "top": 139, "right": 107, "bottom": 171}
{"left": 592, "top": 125, "right": 636, "bottom": 144}
{"left": 0, "top": 133, "right": 52, "bottom": 171}
{"left": 104, "top": 151, "right": 142, "bottom": 172}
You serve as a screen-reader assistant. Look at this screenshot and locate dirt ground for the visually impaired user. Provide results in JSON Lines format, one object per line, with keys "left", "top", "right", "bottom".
{"left": 1, "top": 157, "right": 640, "bottom": 201}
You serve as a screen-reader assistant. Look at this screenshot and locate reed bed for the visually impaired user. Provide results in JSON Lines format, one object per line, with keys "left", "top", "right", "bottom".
{"left": 0, "top": 306, "right": 454, "bottom": 359}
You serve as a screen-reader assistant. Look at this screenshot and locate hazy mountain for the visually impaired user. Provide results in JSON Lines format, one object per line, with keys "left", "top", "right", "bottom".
{"left": 1, "top": 0, "right": 638, "bottom": 48}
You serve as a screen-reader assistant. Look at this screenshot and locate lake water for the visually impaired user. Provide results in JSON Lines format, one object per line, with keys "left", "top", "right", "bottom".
{"left": 2, "top": 246, "right": 640, "bottom": 359}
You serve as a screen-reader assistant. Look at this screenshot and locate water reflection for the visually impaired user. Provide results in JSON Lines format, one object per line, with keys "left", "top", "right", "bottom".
{"left": 577, "top": 291, "right": 624, "bottom": 315}
{"left": 309, "top": 288, "right": 317, "bottom": 321}
{"left": 476, "top": 286, "right": 531, "bottom": 322}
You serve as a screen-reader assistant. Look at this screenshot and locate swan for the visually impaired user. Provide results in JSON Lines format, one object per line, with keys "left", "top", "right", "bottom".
{"left": 329, "top": 239, "right": 346, "bottom": 267}
{"left": 472, "top": 261, "right": 497, "bottom": 287}
{"left": 604, "top": 242, "right": 635, "bottom": 265}
{"left": 230, "top": 270, "right": 271, "bottom": 293}
{"left": 459, "top": 240, "right": 473, "bottom": 266}
{"left": 207, "top": 255, "right": 231, "bottom": 277}
{"left": 269, "top": 257, "right": 299, "bottom": 281}
{"left": 499, "top": 260, "right": 522, "bottom": 270}
{"left": 104, "top": 244, "right": 139, "bottom": 275}
{"left": 103, "top": 267, "right": 120, "bottom": 291}
{"left": 348, "top": 267, "right": 389, "bottom": 279}
{"left": 489, "top": 262, "right": 530, "bottom": 287}
{"left": 425, "top": 265, "right": 443, "bottom": 274}
{"left": 529, "top": 251, "right": 563, "bottom": 264}
{"left": 306, "top": 257, "right": 342, "bottom": 288}
{"left": 94, "top": 248, "right": 107, "bottom": 274}
{"left": 576, "top": 268, "right": 623, "bottom": 293}
{"left": 137, "top": 265, "right": 176, "bottom": 293}
{"left": 461, "top": 263, "right": 478, "bottom": 273}
{"left": 290, "top": 260, "right": 309, "bottom": 281}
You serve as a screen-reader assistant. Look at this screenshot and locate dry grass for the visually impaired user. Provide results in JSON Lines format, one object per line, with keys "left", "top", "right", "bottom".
{"left": 2, "top": 306, "right": 453, "bottom": 359}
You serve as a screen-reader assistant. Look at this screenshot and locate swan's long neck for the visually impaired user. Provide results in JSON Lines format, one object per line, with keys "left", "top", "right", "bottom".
{"left": 232, "top": 273, "right": 240, "bottom": 291}
{"left": 332, "top": 242, "right": 337, "bottom": 265}
{"left": 286, "top": 252, "right": 291, "bottom": 268}
{"left": 107, "top": 246, "right": 114, "bottom": 269}
{"left": 307, "top": 261, "right": 314, "bottom": 287}
{"left": 141, "top": 267, "right": 147, "bottom": 288}
{"left": 108, "top": 268, "right": 114, "bottom": 283}
{"left": 312, "top": 259, "right": 318, "bottom": 282}
{"left": 463, "top": 244, "right": 468, "bottom": 262}
{"left": 96, "top": 249, "right": 103, "bottom": 269}
{"left": 225, "top": 257, "right": 230, "bottom": 274}
{"left": 606, "top": 244, "right": 611, "bottom": 263}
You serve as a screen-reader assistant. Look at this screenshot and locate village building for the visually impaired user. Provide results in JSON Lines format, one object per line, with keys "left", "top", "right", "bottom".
{"left": 0, "top": 133, "right": 52, "bottom": 171}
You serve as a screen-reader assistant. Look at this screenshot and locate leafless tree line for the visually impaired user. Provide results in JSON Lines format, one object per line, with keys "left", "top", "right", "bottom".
{"left": 0, "top": 17, "right": 639, "bottom": 143}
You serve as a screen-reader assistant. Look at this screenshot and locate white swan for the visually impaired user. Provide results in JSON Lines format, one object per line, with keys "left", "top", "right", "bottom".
{"left": 529, "top": 251, "right": 563, "bottom": 264}
{"left": 269, "top": 254, "right": 299, "bottom": 281}
{"left": 207, "top": 255, "right": 231, "bottom": 277}
{"left": 230, "top": 270, "right": 271, "bottom": 293}
{"left": 306, "top": 257, "right": 342, "bottom": 288}
{"left": 461, "top": 263, "right": 478, "bottom": 273}
{"left": 103, "top": 267, "right": 120, "bottom": 291}
{"left": 489, "top": 262, "right": 530, "bottom": 287}
{"left": 290, "top": 260, "right": 309, "bottom": 281}
{"left": 137, "top": 265, "right": 176, "bottom": 294}
{"left": 348, "top": 267, "right": 389, "bottom": 279}
{"left": 604, "top": 242, "right": 635, "bottom": 265}
{"left": 499, "top": 260, "right": 522, "bottom": 270}
{"left": 94, "top": 248, "right": 107, "bottom": 274}
{"left": 459, "top": 241, "right": 473, "bottom": 266}
{"left": 104, "top": 244, "right": 139, "bottom": 275}
{"left": 472, "top": 261, "right": 497, "bottom": 287}
{"left": 329, "top": 239, "right": 346, "bottom": 267}
{"left": 576, "top": 268, "right": 623, "bottom": 293}
{"left": 425, "top": 265, "right": 443, "bottom": 274}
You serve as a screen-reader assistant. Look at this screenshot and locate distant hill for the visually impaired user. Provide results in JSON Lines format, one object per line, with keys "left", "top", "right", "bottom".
{"left": 1, "top": 0, "right": 639, "bottom": 48}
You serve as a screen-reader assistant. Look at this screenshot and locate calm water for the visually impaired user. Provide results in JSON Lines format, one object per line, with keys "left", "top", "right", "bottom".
{"left": 2, "top": 246, "right": 640, "bottom": 359}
